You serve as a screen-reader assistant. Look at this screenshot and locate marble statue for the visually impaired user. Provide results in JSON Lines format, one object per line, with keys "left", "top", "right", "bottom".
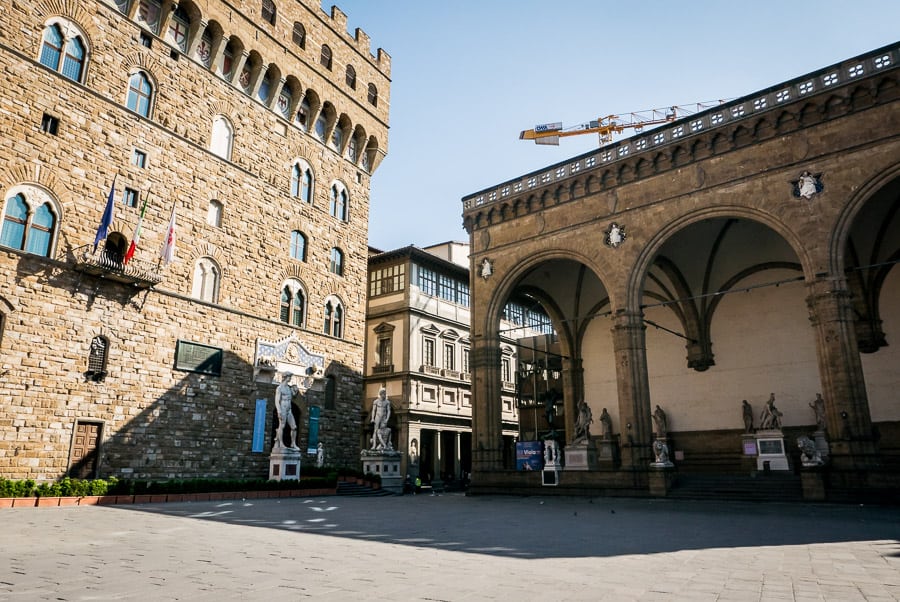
{"left": 759, "top": 393, "right": 783, "bottom": 430}
{"left": 544, "top": 439, "right": 560, "bottom": 466}
{"left": 316, "top": 442, "right": 324, "bottom": 468}
{"left": 599, "top": 407, "right": 613, "bottom": 439}
{"left": 573, "top": 400, "right": 593, "bottom": 443}
{"left": 274, "top": 372, "right": 299, "bottom": 450}
{"left": 809, "top": 393, "right": 826, "bottom": 431}
{"left": 652, "top": 439, "right": 670, "bottom": 464}
{"left": 742, "top": 400, "right": 754, "bottom": 433}
{"left": 652, "top": 405, "right": 668, "bottom": 438}
{"left": 369, "top": 387, "right": 393, "bottom": 450}
{"left": 797, "top": 435, "right": 824, "bottom": 467}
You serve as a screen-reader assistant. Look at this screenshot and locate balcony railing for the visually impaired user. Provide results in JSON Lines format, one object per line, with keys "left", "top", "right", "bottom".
{"left": 73, "top": 246, "right": 163, "bottom": 289}
{"left": 372, "top": 364, "right": 394, "bottom": 375}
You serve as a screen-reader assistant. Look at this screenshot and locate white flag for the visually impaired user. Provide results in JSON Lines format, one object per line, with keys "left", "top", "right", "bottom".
{"left": 160, "top": 204, "right": 176, "bottom": 265}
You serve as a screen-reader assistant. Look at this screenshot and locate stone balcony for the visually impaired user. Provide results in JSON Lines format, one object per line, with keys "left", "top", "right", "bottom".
{"left": 73, "top": 246, "right": 164, "bottom": 289}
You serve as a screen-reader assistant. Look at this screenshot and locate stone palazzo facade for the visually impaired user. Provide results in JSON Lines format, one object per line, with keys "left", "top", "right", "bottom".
{"left": 0, "top": 0, "right": 389, "bottom": 480}
{"left": 462, "top": 43, "right": 900, "bottom": 500}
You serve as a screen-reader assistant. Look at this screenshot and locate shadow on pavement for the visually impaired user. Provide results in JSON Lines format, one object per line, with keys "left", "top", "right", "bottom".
{"left": 122, "top": 493, "right": 900, "bottom": 560}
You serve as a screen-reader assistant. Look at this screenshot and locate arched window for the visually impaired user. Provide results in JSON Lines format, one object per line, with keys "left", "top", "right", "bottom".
{"left": 331, "top": 125, "right": 344, "bottom": 152}
{"left": 257, "top": 71, "right": 273, "bottom": 104}
{"left": 290, "top": 161, "right": 313, "bottom": 203}
{"left": 207, "top": 200, "right": 223, "bottom": 227}
{"left": 276, "top": 86, "right": 292, "bottom": 119}
{"left": 113, "top": 0, "right": 131, "bottom": 15}
{"left": 210, "top": 116, "right": 233, "bottom": 160}
{"left": 329, "top": 247, "right": 343, "bottom": 276}
{"left": 39, "top": 22, "right": 87, "bottom": 83}
{"left": 367, "top": 83, "right": 378, "bottom": 107}
{"left": 290, "top": 230, "right": 307, "bottom": 261}
{"left": 192, "top": 257, "right": 221, "bottom": 303}
{"left": 347, "top": 136, "right": 358, "bottom": 163}
{"left": 314, "top": 113, "right": 328, "bottom": 141}
{"left": 195, "top": 29, "right": 213, "bottom": 67}
{"left": 166, "top": 6, "right": 190, "bottom": 52}
{"left": 86, "top": 336, "right": 109, "bottom": 382}
{"left": 279, "top": 279, "right": 305, "bottom": 327}
{"left": 329, "top": 183, "right": 348, "bottom": 221}
{"left": 320, "top": 44, "right": 332, "bottom": 70}
{"left": 323, "top": 298, "right": 343, "bottom": 338}
{"left": 345, "top": 65, "right": 356, "bottom": 89}
{"left": 0, "top": 192, "right": 57, "bottom": 257}
{"left": 292, "top": 22, "right": 306, "bottom": 48}
{"left": 220, "top": 41, "right": 236, "bottom": 80}
{"left": 262, "top": 0, "right": 277, "bottom": 25}
{"left": 135, "top": 0, "right": 162, "bottom": 34}
{"left": 295, "top": 98, "right": 310, "bottom": 130}
{"left": 126, "top": 71, "right": 153, "bottom": 118}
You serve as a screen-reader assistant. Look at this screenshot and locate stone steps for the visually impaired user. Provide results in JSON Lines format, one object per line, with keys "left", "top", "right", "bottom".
{"left": 669, "top": 472, "right": 803, "bottom": 502}
{"left": 335, "top": 481, "right": 395, "bottom": 497}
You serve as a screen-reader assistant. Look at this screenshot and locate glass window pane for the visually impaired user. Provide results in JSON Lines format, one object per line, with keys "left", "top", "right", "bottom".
{"left": 39, "top": 25, "right": 63, "bottom": 71}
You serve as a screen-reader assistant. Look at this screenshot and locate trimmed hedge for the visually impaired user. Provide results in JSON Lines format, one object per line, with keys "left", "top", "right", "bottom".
{"left": 0, "top": 474, "right": 342, "bottom": 499}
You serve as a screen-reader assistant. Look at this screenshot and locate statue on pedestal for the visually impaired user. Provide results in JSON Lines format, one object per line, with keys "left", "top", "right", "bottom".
{"left": 809, "top": 393, "right": 826, "bottom": 431}
{"left": 316, "top": 442, "right": 325, "bottom": 468}
{"left": 652, "top": 439, "right": 671, "bottom": 465}
{"left": 274, "top": 373, "right": 299, "bottom": 450}
{"left": 652, "top": 405, "right": 668, "bottom": 438}
{"left": 369, "top": 387, "right": 393, "bottom": 451}
{"left": 797, "top": 435, "right": 824, "bottom": 467}
{"left": 599, "top": 408, "right": 613, "bottom": 439}
{"left": 742, "top": 400, "right": 754, "bottom": 433}
{"left": 573, "top": 400, "right": 593, "bottom": 444}
{"left": 759, "top": 393, "right": 783, "bottom": 430}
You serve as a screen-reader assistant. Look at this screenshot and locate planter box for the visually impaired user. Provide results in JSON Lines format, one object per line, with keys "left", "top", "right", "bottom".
{"left": 57, "top": 497, "right": 80, "bottom": 506}
{"left": 133, "top": 495, "right": 153, "bottom": 504}
{"left": 97, "top": 495, "right": 119, "bottom": 505}
{"left": 115, "top": 495, "right": 135, "bottom": 504}
{"left": 36, "top": 497, "right": 60, "bottom": 507}
{"left": 12, "top": 497, "right": 36, "bottom": 508}
{"left": 166, "top": 493, "right": 186, "bottom": 503}
{"left": 79, "top": 496, "right": 101, "bottom": 506}
{"left": 0, "top": 498, "right": 15, "bottom": 508}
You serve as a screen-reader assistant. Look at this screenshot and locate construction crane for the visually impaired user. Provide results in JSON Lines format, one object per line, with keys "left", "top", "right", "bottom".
{"left": 519, "top": 102, "right": 727, "bottom": 146}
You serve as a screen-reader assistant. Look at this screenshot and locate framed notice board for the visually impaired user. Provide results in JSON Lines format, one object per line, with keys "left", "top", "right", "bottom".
{"left": 174, "top": 340, "right": 223, "bottom": 376}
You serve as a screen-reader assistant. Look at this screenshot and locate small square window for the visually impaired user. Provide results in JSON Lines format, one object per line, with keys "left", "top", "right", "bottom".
{"left": 122, "top": 187, "right": 139, "bottom": 208}
{"left": 41, "top": 113, "right": 59, "bottom": 135}
{"left": 132, "top": 149, "right": 147, "bottom": 168}
{"left": 170, "top": 48, "right": 180, "bottom": 61}
{"left": 139, "top": 32, "right": 152, "bottom": 48}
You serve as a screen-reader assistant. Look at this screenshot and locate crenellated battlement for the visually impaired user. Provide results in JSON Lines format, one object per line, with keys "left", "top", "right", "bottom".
{"left": 318, "top": 3, "right": 392, "bottom": 76}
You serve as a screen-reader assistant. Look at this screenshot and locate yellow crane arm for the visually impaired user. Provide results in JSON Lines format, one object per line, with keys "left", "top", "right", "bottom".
{"left": 519, "top": 106, "right": 695, "bottom": 146}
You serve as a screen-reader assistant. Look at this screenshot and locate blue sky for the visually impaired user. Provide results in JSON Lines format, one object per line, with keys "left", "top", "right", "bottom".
{"left": 325, "top": 2, "right": 900, "bottom": 251}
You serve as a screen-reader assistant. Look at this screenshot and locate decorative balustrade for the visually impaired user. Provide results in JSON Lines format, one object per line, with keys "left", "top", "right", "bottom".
{"left": 73, "top": 246, "right": 164, "bottom": 288}
{"left": 463, "top": 43, "right": 899, "bottom": 211}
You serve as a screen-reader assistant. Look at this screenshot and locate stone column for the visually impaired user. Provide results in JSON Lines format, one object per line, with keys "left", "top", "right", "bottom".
{"left": 432, "top": 430, "right": 442, "bottom": 483}
{"left": 562, "top": 357, "right": 583, "bottom": 443}
{"left": 611, "top": 310, "right": 653, "bottom": 469}
{"left": 471, "top": 335, "right": 503, "bottom": 472}
{"left": 453, "top": 431, "right": 461, "bottom": 480}
{"left": 806, "top": 277, "right": 878, "bottom": 469}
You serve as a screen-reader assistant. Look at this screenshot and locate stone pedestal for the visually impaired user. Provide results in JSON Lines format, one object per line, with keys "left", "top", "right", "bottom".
{"left": 596, "top": 436, "right": 620, "bottom": 468}
{"left": 650, "top": 437, "right": 674, "bottom": 468}
{"left": 801, "top": 470, "right": 827, "bottom": 501}
{"left": 269, "top": 447, "right": 302, "bottom": 481}
{"left": 813, "top": 429, "right": 830, "bottom": 461}
{"left": 741, "top": 433, "right": 759, "bottom": 472}
{"left": 648, "top": 468, "right": 673, "bottom": 496}
{"left": 755, "top": 430, "right": 789, "bottom": 471}
{"left": 361, "top": 450, "right": 403, "bottom": 493}
{"left": 564, "top": 440, "right": 598, "bottom": 471}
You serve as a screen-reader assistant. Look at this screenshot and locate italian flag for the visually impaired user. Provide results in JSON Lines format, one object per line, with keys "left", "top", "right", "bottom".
{"left": 123, "top": 193, "right": 149, "bottom": 265}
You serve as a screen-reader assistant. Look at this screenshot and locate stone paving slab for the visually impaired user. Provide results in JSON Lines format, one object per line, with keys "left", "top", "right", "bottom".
{"left": 1, "top": 494, "right": 899, "bottom": 601}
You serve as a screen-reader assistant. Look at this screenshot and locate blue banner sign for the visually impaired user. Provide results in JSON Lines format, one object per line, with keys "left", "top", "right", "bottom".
{"left": 252, "top": 399, "right": 267, "bottom": 452}
{"left": 516, "top": 441, "right": 544, "bottom": 471}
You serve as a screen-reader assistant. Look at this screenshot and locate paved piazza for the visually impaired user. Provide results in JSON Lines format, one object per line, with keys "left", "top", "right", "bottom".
{"left": 2, "top": 494, "right": 899, "bottom": 601}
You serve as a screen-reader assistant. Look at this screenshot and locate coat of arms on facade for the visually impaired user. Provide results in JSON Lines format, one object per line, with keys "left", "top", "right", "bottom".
{"left": 792, "top": 171, "right": 824, "bottom": 199}
{"left": 480, "top": 258, "right": 493, "bottom": 280}
{"left": 604, "top": 223, "right": 627, "bottom": 248}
